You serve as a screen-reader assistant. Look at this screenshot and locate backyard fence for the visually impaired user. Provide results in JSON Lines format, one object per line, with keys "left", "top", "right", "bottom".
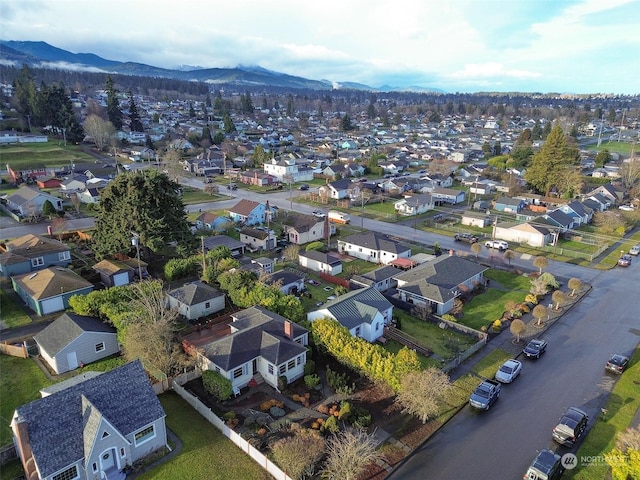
{"left": 319, "top": 271, "right": 349, "bottom": 288}
{"left": 0, "top": 341, "right": 28, "bottom": 358}
{"left": 171, "top": 380, "right": 293, "bottom": 480}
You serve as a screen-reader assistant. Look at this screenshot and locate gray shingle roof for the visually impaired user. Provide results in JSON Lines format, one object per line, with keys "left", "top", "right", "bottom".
{"left": 340, "top": 231, "right": 411, "bottom": 255}
{"left": 394, "top": 255, "right": 487, "bottom": 288}
{"left": 323, "top": 287, "right": 392, "bottom": 330}
{"left": 33, "top": 313, "right": 116, "bottom": 357}
{"left": 352, "top": 265, "right": 399, "bottom": 284}
{"left": 202, "top": 306, "right": 307, "bottom": 371}
{"left": 167, "top": 281, "right": 224, "bottom": 307}
{"left": 298, "top": 250, "right": 342, "bottom": 266}
{"left": 14, "top": 360, "right": 165, "bottom": 478}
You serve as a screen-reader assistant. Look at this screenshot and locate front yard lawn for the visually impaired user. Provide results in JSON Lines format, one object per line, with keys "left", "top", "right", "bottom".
{"left": 138, "top": 391, "right": 267, "bottom": 480}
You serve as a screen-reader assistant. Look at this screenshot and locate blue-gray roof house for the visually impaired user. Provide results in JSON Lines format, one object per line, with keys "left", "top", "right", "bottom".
{"left": 11, "top": 360, "right": 167, "bottom": 480}
{"left": 0, "top": 234, "right": 71, "bottom": 277}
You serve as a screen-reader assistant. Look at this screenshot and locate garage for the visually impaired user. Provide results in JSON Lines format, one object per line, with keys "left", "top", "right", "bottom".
{"left": 112, "top": 272, "right": 130, "bottom": 286}
{"left": 41, "top": 296, "right": 65, "bottom": 315}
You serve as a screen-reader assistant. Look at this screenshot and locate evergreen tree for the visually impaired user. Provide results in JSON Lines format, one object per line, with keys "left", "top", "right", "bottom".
{"left": 286, "top": 95, "right": 294, "bottom": 117}
{"left": 127, "top": 91, "right": 143, "bottom": 132}
{"left": 105, "top": 76, "right": 123, "bottom": 130}
{"left": 189, "top": 101, "right": 196, "bottom": 118}
{"left": 205, "top": 92, "right": 212, "bottom": 108}
{"left": 340, "top": 113, "right": 354, "bottom": 131}
{"left": 13, "top": 65, "right": 37, "bottom": 130}
{"left": 223, "top": 113, "right": 236, "bottom": 134}
{"left": 531, "top": 120, "right": 542, "bottom": 140}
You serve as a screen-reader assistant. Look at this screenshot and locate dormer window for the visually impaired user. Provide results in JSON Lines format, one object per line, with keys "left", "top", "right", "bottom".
{"left": 102, "top": 431, "right": 110, "bottom": 438}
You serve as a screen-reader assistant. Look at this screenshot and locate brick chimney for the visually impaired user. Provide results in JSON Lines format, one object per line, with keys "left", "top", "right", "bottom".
{"left": 12, "top": 417, "right": 36, "bottom": 479}
{"left": 284, "top": 320, "right": 294, "bottom": 339}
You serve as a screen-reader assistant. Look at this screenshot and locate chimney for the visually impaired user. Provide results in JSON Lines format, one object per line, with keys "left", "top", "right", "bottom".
{"left": 12, "top": 417, "right": 36, "bottom": 479}
{"left": 284, "top": 320, "right": 293, "bottom": 339}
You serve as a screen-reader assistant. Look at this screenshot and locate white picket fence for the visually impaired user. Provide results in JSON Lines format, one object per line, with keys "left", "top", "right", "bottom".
{"left": 172, "top": 379, "right": 292, "bottom": 480}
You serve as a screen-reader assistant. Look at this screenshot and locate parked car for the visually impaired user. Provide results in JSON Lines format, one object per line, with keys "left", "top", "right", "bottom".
{"left": 629, "top": 244, "right": 640, "bottom": 256}
{"left": 619, "top": 204, "right": 635, "bottom": 211}
{"left": 523, "top": 339, "right": 548, "bottom": 359}
{"left": 298, "top": 183, "right": 309, "bottom": 190}
{"left": 227, "top": 183, "right": 237, "bottom": 190}
{"left": 312, "top": 210, "right": 326, "bottom": 218}
{"left": 485, "top": 240, "right": 508, "bottom": 251}
{"left": 552, "top": 406, "right": 589, "bottom": 446}
{"left": 469, "top": 379, "right": 501, "bottom": 410}
{"left": 605, "top": 354, "right": 629, "bottom": 374}
{"left": 618, "top": 254, "right": 632, "bottom": 267}
{"left": 455, "top": 233, "right": 479, "bottom": 244}
{"left": 495, "top": 359, "right": 522, "bottom": 383}
{"left": 523, "top": 449, "right": 564, "bottom": 480}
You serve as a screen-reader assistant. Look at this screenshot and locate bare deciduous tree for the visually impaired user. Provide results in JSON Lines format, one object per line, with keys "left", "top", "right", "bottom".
{"left": 322, "top": 430, "right": 381, "bottom": 480}
{"left": 504, "top": 249, "right": 515, "bottom": 265}
{"left": 470, "top": 242, "right": 482, "bottom": 258}
{"left": 83, "top": 114, "right": 116, "bottom": 150}
{"left": 283, "top": 244, "right": 300, "bottom": 262}
{"left": 533, "top": 255, "right": 548, "bottom": 274}
{"left": 532, "top": 304, "right": 548, "bottom": 327}
{"left": 395, "top": 368, "right": 451, "bottom": 424}
{"left": 568, "top": 278, "right": 582, "bottom": 297}
{"left": 552, "top": 290, "right": 566, "bottom": 310}
{"left": 270, "top": 427, "right": 325, "bottom": 480}
{"left": 510, "top": 319, "right": 526, "bottom": 343}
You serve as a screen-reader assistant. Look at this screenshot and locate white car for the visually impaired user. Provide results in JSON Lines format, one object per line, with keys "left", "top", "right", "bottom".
{"left": 312, "top": 210, "right": 326, "bottom": 218}
{"left": 495, "top": 359, "right": 522, "bottom": 383}
{"left": 485, "top": 240, "right": 509, "bottom": 251}
{"left": 629, "top": 244, "right": 640, "bottom": 256}
{"left": 619, "top": 205, "right": 635, "bottom": 211}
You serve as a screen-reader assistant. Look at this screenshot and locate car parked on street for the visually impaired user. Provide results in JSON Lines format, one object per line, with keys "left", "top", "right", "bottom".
{"left": 469, "top": 379, "right": 501, "bottom": 410}
{"left": 618, "top": 254, "right": 632, "bottom": 267}
{"left": 485, "top": 239, "right": 508, "bottom": 251}
{"left": 312, "top": 210, "right": 326, "bottom": 218}
{"left": 495, "top": 359, "right": 522, "bottom": 383}
{"left": 523, "top": 449, "right": 564, "bottom": 480}
{"left": 629, "top": 244, "right": 640, "bottom": 256}
{"left": 523, "top": 339, "right": 548, "bottom": 359}
{"left": 298, "top": 183, "right": 309, "bottom": 190}
{"left": 454, "top": 233, "right": 479, "bottom": 244}
{"left": 552, "top": 406, "right": 589, "bottom": 446}
{"left": 605, "top": 354, "right": 629, "bottom": 374}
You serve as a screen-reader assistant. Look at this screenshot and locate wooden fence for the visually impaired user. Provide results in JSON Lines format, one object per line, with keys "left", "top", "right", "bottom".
{"left": 319, "top": 271, "right": 350, "bottom": 288}
{"left": 0, "top": 342, "right": 28, "bottom": 358}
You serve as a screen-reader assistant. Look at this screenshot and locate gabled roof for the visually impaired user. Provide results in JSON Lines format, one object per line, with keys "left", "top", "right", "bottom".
{"left": 13, "top": 360, "right": 165, "bottom": 479}
{"left": 352, "top": 265, "right": 400, "bottom": 285}
{"left": 340, "top": 231, "right": 410, "bottom": 255}
{"left": 196, "top": 211, "right": 221, "bottom": 224}
{"left": 5, "top": 186, "right": 57, "bottom": 206}
{"left": 92, "top": 258, "right": 134, "bottom": 275}
{"left": 229, "top": 199, "right": 262, "bottom": 216}
{"left": 241, "top": 226, "right": 271, "bottom": 239}
{"left": 167, "top": 281, "right": 224, "bottom": 306}
{"left": 495, "top": 196, "right": 524, "bottom": 206}
{"left": 4, "top": 234, "right": 69, "bottom": 257}
{"left": 202, "top": 235, "right": 245, "bottom": 251}
{"left": 299, "top": 250, "right": 342, "bottom": 266}
{"left": 12, "top": 267, "right": 93, "bottom": 299}
{"left": 322, "top": 287, "right": 392, "bottom": 329}
{"left": 545, "top": 209, "right": 575, "bottom": 227}
{"left": 201, "top": 305, "right": 307, "bottom": 370}
{"left": 328, "top": 178, "right": 352, "bottom": 190}
{"left": 268, "top": 270, "right": 304, "bottom": 287}
{"left": 283, "top": 214, "right": 324, "bottom": 233}
{"left": 34, "top": 313, "right": 116, "bottom": 357}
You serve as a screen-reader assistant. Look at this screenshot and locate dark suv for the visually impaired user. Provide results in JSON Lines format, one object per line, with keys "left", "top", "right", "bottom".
{"left": 454, "top": 233, "right": 479, "bottom": 244}
{"left": 524, "top": 449, "right": 564, "bottom": 480}
{"left": 552, "top": 407, "right": 589, "bottom": 446}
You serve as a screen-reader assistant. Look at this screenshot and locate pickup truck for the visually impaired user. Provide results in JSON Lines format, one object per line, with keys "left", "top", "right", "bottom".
{"left": 469, "top": 379, "right": 501, "bottom": 410}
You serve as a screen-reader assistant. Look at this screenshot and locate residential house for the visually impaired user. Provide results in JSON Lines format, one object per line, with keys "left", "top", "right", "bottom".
{"left": 196, "top": 306, "right": 308, "bottom": 391}
{"left": 282, "top": 214, "right": 330, "bottom": 245}
{"left": 166, "top": 281, "right": 225, "bottom": 321}
{"left": 494, "top": 222, "right": 554, "bottom": 247}
{"left": 11, "top": 360, "right": 167, "bottom": 480}
{"left": 587, "top": 183, "right": 623, "bottom": 204}
{"left": 557, "top": 201, "right": 592, "bottom": 226}
{"left": 202, "top": 235, "right": 245, "bottom": 257}
{"left": 350, "top": 265, "right": 399, "bottom": 292}
{"left": 195, "top": 211, "right": 232, "bottom": 232}
{"left": 35, "top": 177, "right": 63, "bottom": 189}
{"left": 228, "top": 199, "right": 267, "bottom": 225}
{"left": 394, "top": 255, "right": 488, "bottom": 315}
{"left": 430, "top": 187, "right": 466, "bottom": 205}
{"left": 77, "top": 187, "right": 101, "bottom": 204}
{"left": 267, "top": 270, "right": 305, "bottom": 295}
{"left": 60, "top": 175, "right": 87, "bottom": 193}
{"left": 247, "top": 257, "right": 274, "bottom": 274}
{"left": 239, "top": 170, "right": 279, "bottom": 187}
{"left": 421, "top": 174, "right": 453, "bottom": 188}
{"left": 33, "top": 313, "right": 119, "bottom": 374}
{"left": 240, "top": 226, "right": 277, "bottom": 252}
{"left": 318, "top": 178, "right": 354, "bottom": 200}
{"left": 7, "top": 164, "right": 48, "bottom": 184}
{"left": 307, "top": 287, "right": 393, "bottom": 343}
{"left": 92, "top": 259, "right": 135, "bottom": 287}
{"left": 394, "top": 194, "right": 435, "bottom": 216}
{"left": 493, "top": 196, "right": 526, "bottom": 213}
{"left": 12, "top": 267, "right": 94, "bottom": 316}
{"left": 0, "top": 234, "right": 72, "bottom": 277}
{"left": 460, "top": 211, "right": 493, "bottom": 228}
{"left": 262, "top": 158, "right": 314, "bottom": 183}
{"left": 338, "top": 231, "right": 411, "bottom": 265}
{"left": 343, "top": 162, "right": 365, "bottom": 177}
{"left": 543, "top": 209, "right": 577, "bottom": 232}
{"left": 582, "top": 193, "right": 610, "bottom": 212}
{"left": 298, "top": 250, "right": 343, "bottom": 275}
{"left": 4, "top": 186, "right": 64, "bottom": 217}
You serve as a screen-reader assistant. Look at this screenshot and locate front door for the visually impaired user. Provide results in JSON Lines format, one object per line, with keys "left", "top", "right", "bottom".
{"left": 100, "top": 448, "right": 116, "bottom": 471}
{"left": 66, "top": 351, "right": 78, "bottom": 370}
{"left": 252, "top": 358, "right": 257, "bottom": 374}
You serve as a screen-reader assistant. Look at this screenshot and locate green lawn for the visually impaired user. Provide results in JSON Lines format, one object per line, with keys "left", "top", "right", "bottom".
{"left": 382, "top": 339, "right": 441, "bottom": 369}
{"left": 567, "top": 345, "right": 640, "bottom": 480}
{"left": 138, "top": 391, "right": 268, "bottom": 480}
{"left": 0, "top": 143, "right": 93, "bottom": 169}
{"left": 0, "top": 288, "right": 33, "bottom": 328}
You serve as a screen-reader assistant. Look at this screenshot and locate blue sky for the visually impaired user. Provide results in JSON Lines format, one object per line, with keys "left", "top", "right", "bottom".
{"left": 1, "top": 0, "right": 639, "bottom": 94}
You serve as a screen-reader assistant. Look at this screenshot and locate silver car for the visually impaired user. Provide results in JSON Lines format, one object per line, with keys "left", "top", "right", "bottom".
{"left": 495, "top": 359, "right": 522, "bottom": 383}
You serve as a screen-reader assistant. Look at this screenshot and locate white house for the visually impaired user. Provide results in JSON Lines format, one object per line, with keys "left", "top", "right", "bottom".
{"left": 307, "top": 287, "right": 393, "bottom": 343}
{"left": 166, "top": 281, "right": 225, "bottom": 321}
{"left": 394, "top": 194, "right": 435, "bottom": 216}
{"left": 338, "top": 231, "right": 411, "bottom": 265}
{"left": 298, "top": 250, "right": 343, "bottom": 275}
{"left": 262, "top": 158, "right": 314, "bottom": 183}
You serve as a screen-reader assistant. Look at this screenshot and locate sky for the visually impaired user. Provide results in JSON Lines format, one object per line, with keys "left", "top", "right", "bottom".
{"left": 1, "top": 0, "right": 639, "bottom": 94}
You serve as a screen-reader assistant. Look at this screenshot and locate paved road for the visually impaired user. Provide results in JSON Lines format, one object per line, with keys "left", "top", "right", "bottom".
{"left": 387, "top": 260, "right": 640, "bottom": 480}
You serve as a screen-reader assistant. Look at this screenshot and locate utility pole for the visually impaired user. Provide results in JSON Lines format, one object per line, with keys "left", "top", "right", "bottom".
{"left": 130, "top": 232, "right": 144, "bottom": 281}
{"left": 201, "top": 236, "right": 206, "bottom": 273}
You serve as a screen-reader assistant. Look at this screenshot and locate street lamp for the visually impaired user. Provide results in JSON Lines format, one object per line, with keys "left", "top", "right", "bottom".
{"left": 131, "top": 232, "right": 143, "bottom": 281}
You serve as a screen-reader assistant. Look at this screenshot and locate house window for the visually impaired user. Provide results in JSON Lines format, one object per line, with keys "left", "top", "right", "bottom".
{"left": 358, "top": 248, "right": 362, "bottom": 252}
{"left": 31, "top": 257, "right": 45, "bottom": 267}
{"left": 287, "top": 359, "right": 295, "bottom": 370}
{"left": 52, "top": 465, "right": 78, "bottom": 480}
{"left": 355, "top": 326, "right": 361, "bottom": 337}
{"left": 233, "top": 367, "right": 243, "bottom": 379}
{"left": 120, "top": 448, "right": 125, "bottom": 457}
{"left": 101, "top": 431, "right": 110, "bottom": 438}
{"left": 134, "top": 425, "right": 155, "bottom": 446}
{"left": 205, "top": 302, "right": 210, "bottom": 309}
{"left": 279, "top": 365, "right": 286, "bottom": 375}
{"left": 268, "top": 364, "right": 274, "bottom": 375}
{"left": 92, "top": 463, "right": 98, "bottom": 473}
{"left": 377, "top": 322, "right": 382, "bottom": 331}
{"left": 58, "top": 251, "right": 71, "bottom": 261}
{"left": 297, "top": 356, "right": 301, "bottom": 365}
{"left": 95, "top": 342, "right": 105, "bottom": 353}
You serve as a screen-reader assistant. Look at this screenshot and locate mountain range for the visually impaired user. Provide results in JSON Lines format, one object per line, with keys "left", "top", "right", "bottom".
{"left": 0, "top": 40, "right": 444, "bottom": 93}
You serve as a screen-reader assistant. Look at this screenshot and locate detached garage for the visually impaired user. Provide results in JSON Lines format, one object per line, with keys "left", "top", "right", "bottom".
{"left": 34, "top": 313, "right": 119, "bottom": 374}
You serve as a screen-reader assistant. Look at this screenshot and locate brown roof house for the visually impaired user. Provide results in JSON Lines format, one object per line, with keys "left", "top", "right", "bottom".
{"left": 11, "top": 267, "right": 94, "bottom": 316}
{"left": 92, "top": 259, "right": 135, "bottom": 287}
{"left": 11, "top": 360, "right": 167, "bottom": 480}
{"left": 0, "top": 234, "right": 71, "bottom": 277}
{"left": 34, "top": 313, "right": 119, "bottom": 374}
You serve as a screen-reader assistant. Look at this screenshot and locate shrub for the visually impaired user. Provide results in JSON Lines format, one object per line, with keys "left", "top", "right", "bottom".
{"left": 163, "top": 256, "right": 200, "bottom": 281}
{"left": 304, "top": 373, "right": 320, "bottom": 389}
{"left": 492, "top": 319, "right": 502, "bottom": 332}
{"left": 222, "top": 411, "right": 236, "bottom": 420}
{"left": 326, "top": 367, "right": 355, "bottom": 395}
{"left": 349, "top": 405, "right": 372, "bottom": 429}
{"left": 338, "top": 401, "right": 351, "bottom": 421}
{"left": 525, "top": 294, "right": 538, "bottom": 305}
{"left": 317, "top": 404, "right": 329, "bottom": 415}
{"left": 441, "top": 314, "right": 457, "bottom": 322}
{"left": 202, "top": 370, "right": 233, "bottom": 401}
{"left": 321, "top": 415, "right": 339, "bottom": 433}
{"left": 260, "top": 399, "right": 285, "bottom": 411}
{"left": 270, "top": 407, "right": 286, "bottom": 417}
{"left": 278, "top": 375, "right": 288, "bottom": 391}
{"left": 304, "top": 359, "right": 316, "bottom": 376}
{"left": 518, "top": 303, "right": 530, "bottom": 314}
